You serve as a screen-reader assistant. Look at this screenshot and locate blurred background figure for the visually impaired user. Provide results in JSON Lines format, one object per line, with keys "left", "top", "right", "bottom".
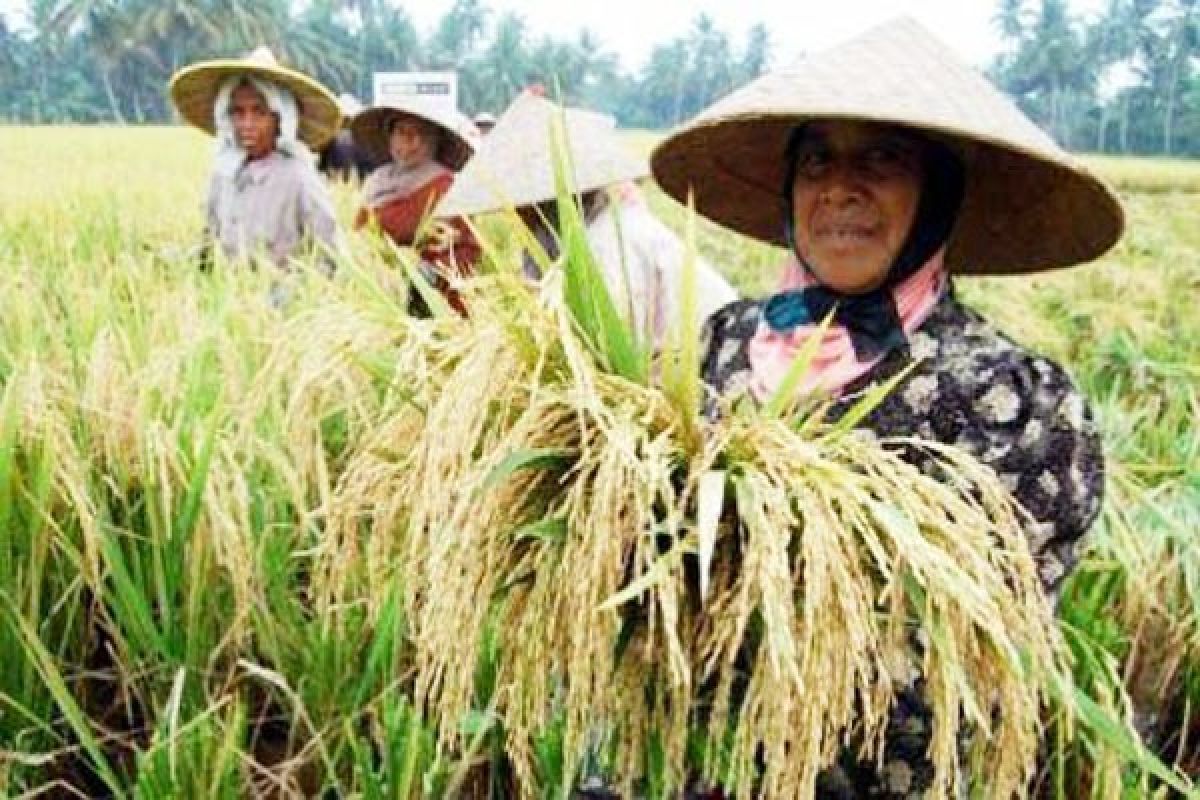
{"left": 352, "top": 99, "right": 480, "bottom": 315}
{"left": 169, "top": 46, "right": 343, "bottom": 277}
{"left": 438, "top": 91, "right": 738, "bottom": 347}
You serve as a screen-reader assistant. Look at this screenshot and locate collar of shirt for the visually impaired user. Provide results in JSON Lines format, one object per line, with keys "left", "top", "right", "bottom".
{"left": 235, "top": 151, "right": 285, "bottom": 191}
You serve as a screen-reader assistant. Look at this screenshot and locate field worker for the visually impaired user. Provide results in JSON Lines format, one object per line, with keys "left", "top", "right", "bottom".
{"left": 435, "top": 91, "right": 738, "bottom": 346}
{"left": 351, "top": 101, "right": 480, "bottom": 316}
{"left": 318, "top": 92, "right": 381, "bottom": 181}
{"left": 169, "top": 46, "right": 343, "bottom": 274}
{"left": 650, "top": 18, "right": 1121, "bottom": 798}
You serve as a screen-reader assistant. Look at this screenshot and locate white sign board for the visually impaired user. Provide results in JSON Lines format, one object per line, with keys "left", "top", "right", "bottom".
{"left": 372, "top": 72, "right": 458, "bottom": 113}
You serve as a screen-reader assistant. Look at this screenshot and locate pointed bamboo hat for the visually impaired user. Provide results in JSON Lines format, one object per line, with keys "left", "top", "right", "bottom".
{"left": 650, "top": 17, "right": 1124, "bottom": 275}
{"left": 351, "top": 101, "right": 476, "bottom": 171}
{"left": 435, "top": 91, "right": 648, "bottom": 218}
{"left": 168, "top": 46, "right": 342, "bottom": 150}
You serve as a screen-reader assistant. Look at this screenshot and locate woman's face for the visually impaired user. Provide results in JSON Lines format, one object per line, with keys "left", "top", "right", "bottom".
{"left": 388, "top": 116, "right": 436, "bottom": 168}
{"left": 789, "top": 120, "right": 925, "bottom": 294}
{"left": 230, "top": 82, "right": 279, "bottom": 160}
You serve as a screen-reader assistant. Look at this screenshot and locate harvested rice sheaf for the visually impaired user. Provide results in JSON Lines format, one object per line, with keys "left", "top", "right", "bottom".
{"left": 331, "top": 265, "right": 1072, "bottom": 799}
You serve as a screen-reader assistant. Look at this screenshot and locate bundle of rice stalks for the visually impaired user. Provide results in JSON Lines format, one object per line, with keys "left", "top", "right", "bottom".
{"left": 327, "top": 166, "right": 1099, "bottom": 799}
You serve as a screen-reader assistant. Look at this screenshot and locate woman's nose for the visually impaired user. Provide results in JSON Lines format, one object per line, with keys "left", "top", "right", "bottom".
{"left": 817, "top": 166, "right": 864, "bottom": 205}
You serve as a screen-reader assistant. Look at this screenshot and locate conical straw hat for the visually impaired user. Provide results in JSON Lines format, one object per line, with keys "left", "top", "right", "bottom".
{"left": 351, "top": 101, "right": 475, "bottom": 171}
{"left": 435, "top": 92, "right": 648, "bottom": 218}
{"left": 650, "top": 17, "right": 1124, "bottom": 275}
{"left": 169, "top": 46, "right": 342, "bottom": 150}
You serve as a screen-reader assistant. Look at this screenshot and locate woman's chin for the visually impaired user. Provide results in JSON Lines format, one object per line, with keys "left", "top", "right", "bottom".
{"left": 807, "top": 255, "right": 889, "bottom": 294}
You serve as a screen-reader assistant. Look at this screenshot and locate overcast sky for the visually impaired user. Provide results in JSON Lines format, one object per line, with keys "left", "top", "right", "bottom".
{"left": 1, "top": 0, "right": 1109, "bottom": 70}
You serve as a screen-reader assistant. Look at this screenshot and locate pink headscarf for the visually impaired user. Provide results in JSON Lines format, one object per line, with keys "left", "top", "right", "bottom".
{"left": 746, "top": 249, "right": 948, "bottom": 401}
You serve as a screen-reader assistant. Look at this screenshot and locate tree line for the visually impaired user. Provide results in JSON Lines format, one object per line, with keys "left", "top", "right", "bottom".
{"left": 990, "top": 0, "right": 1199, "bottom": 155}
{"left": 0, "top": 0, "right": 770, "bottom": 131}
{"left": 1, "top": 0, "right": 1197, "bottom": 155}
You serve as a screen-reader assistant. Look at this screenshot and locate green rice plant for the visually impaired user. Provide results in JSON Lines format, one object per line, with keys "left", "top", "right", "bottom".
{"left": 132, "top": 673, "right": 245, "bottom": 799}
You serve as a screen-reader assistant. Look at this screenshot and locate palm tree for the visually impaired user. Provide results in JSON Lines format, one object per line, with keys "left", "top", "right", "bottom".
{"left": 1157, "top": 0, "right": 1198, "bottom": 154}
{"left": 633, "top": 39, "right": 689, "bottom": 127}
{"left": 993, "top": 0, "right": 1030, "bottom": 42}
{"left": 426, "top": 0, "right": 489, "bottom": 69}
{"left": 739, "top": 23, "right": 771, "bottom": 84}
{"left": 1086, "top": 0, "right": 1140, "bottom": 151}
{"left": 475, "top": 12, "right": 529, "bottom": 111}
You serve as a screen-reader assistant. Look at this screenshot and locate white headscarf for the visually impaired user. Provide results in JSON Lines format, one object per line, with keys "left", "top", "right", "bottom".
{"left": 212, "top": 73, "right": 312, "bottom": 177}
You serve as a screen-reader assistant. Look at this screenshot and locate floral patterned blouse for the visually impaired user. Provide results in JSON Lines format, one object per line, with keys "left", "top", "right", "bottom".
{"left": 693, "top": 289, "right": 1106, "bottom": 799}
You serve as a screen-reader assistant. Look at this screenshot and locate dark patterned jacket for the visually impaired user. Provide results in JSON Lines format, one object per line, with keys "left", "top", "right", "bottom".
{"left": 692, "top": 289, "right": 1105, "bottom": 799}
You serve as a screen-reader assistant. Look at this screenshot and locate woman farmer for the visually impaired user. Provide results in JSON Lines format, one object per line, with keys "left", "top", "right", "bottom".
{"left": 436, "top": 90, "right": 738, "bottom": 346}
{"left": 650, "top": 17, "right": 1122, "bottom": 798}
{"left": 351, "top": 102, "right": 479, "bottom": 315}
{"left": 169, "top": 47, "right": 343, "bottom": 274}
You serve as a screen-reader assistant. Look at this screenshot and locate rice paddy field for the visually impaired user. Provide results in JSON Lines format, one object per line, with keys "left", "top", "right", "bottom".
{"left": 0, "top": 126, "right": 1198, "bottom": 798}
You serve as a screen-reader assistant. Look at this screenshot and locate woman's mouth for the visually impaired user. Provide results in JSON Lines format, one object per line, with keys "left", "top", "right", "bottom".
{"left": 814, "top": 223, "right": 878, "bottom": 244}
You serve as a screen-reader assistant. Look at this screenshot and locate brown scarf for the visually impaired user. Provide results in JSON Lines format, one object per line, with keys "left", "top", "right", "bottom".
{"left": 362, "top": 160, "right": 451, "bottom": 210}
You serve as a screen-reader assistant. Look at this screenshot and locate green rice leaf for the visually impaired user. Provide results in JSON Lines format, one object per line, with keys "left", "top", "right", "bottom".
{"left": 2, "top": 593, "right": 124, "bottom": 796}
{"left": 513, "top": 515, "right": 570, "bottom": 544}
{"left": 481, "top": 448, "right": 575, "bottom": 492}
{"left": 549, "top": 114, "right": 649, "bottom": 384}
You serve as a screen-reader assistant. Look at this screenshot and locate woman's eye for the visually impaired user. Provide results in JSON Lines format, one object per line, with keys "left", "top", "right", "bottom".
{"left": 865, "top": 147, "right": 900, "bottom": 164}
{"left": 861, "top": 145, "right": 916, "bottom": 174}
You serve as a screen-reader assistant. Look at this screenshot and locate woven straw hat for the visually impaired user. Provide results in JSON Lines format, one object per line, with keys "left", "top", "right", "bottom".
{"left": 169, "top": 46, "right": 342, "bottom": 150}
{"left": 651, "top": 17, "right": 1124, "bottom": 275}
{"left": 351, "top": 101, "right": 475, "bottom": 171}
{"left": 435, "top": 92, "right": 648, "bottom": 218}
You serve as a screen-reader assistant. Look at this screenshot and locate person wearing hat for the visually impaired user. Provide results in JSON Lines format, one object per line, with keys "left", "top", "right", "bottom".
{"left": 318, "top": 92, "right": 381, "bottom": 181}
{"left": 436, "top": 90, "right": 738, "bottom": 346}
{"left": 351, "top": 102, "right": 480, "bottom": 315}
{"left": 650, "top": 17, "right": 1121, "bottom": 798}
{"left": 169, "top": 47, "right": 343, "bottom": 274}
